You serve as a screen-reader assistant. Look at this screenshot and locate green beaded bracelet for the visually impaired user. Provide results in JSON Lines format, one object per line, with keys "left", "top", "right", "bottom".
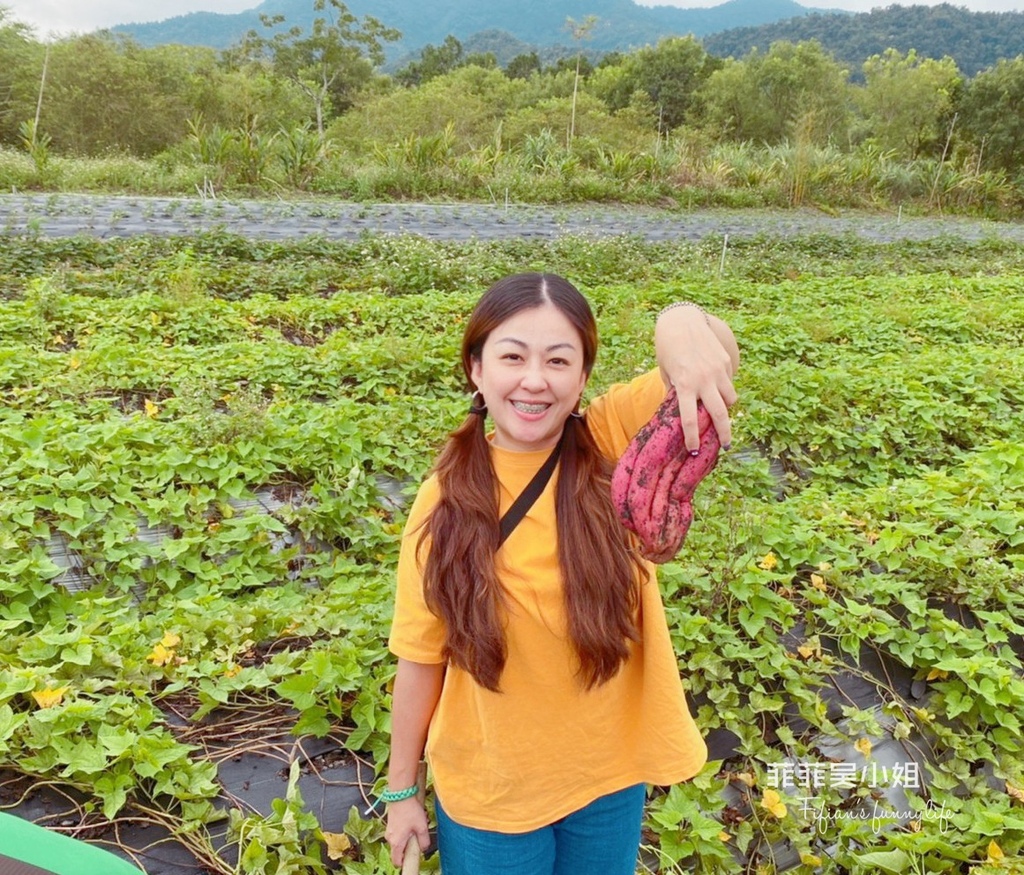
{"left": 380, "top": 783, "right": 419, "bottom": 803}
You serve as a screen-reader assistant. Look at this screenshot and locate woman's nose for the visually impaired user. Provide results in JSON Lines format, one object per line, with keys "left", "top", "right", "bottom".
{"left": 519, "top": 362, "right": 547, "bottom": 390}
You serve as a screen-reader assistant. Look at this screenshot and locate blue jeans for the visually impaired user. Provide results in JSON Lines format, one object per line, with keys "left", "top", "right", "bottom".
{"left": 435, "top": 784, "right": 646, "bottom": 875}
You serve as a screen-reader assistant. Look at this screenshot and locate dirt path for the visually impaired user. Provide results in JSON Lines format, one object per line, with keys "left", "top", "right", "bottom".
{"left": 3, "top": 194, "right": 1024, "bottom": 242}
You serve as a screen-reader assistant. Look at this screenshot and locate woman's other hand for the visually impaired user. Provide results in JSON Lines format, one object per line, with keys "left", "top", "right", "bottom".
{"left": 385, "top": 796, "right": 431, "bottom": 868}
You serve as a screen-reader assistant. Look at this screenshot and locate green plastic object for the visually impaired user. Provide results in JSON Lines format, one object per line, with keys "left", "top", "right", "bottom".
{"left": 0, "top": 812, "right": 145, "bottom": 875}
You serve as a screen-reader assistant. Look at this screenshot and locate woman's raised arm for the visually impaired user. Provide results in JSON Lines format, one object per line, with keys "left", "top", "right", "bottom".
{"left": 654, "top": 303, "right": 740, "bottom": 452}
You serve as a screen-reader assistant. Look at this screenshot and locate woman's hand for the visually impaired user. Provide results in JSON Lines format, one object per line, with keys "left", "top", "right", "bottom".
{"left": 385, "top": 797, "right": 431, "bottom": 868}
{"left": 655, "top": 304, "right": 740, "bottom": 452}
{"left": 384, "top": 659, "right": 443, "bottom": 869}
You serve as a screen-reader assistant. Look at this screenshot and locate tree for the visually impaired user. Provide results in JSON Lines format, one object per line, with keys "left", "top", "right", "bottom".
{"left": 505, "top": 52, "right": 540, "bottom": 80}
{"left": 0, "top": 9, "right": 43, "bottom": 146}
{"left": 327, "top": 65, "right": 519, "bottom": 153}
{"left": 701, "top": 40, "right": 851, "bottom": 146}
{"left": 395, "top": 35, "right": 464, "bottom": 88}
{"left": 546, "top": 55, "right": 594, "bottom": 78}
{"left": 590, "top": 36, "right": 720, "bottom": 131}
{"left": 959, "top": 56, "right": 1024, "bottom": 176}
{"left": 39, "top": 34, "right": 204, "bottom": 156}
{"left": 463, "top": 52, "right": 497, "bottom": 71}
{"left": 855, "top": 48, "right": 961, "bottom": 159}
{"left": 234, "top": 0, "right": 400, "bottom": 135}
{"left": 564, "top": 14, "right": 597, "bottom": 144}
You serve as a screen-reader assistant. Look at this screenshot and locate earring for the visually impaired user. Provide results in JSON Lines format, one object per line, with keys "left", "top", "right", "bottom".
{"left": 469, "top": 390, "right": 487, "bottom": 416}
{"left": 569, "top": 410, "right": 584, "bottom": 420}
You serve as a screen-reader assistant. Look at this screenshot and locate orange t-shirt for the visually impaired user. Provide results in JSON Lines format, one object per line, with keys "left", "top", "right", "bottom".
{"left": 388, "top": 369, "right": 708, "bottom": 832}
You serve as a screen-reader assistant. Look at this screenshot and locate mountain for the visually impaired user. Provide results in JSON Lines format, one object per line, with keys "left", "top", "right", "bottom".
{"left": 702, "top": 3, "right": 1024, "bottom": 76}
{"left": 112, "top": 0, "right": 1022, "bottom": 76}
{"left": 113, "top": 0, "right": 836, "bottom": 56}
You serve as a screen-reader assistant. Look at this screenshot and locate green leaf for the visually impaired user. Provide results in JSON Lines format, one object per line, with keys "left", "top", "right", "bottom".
{"left": 98, "top": 722, "right": 137, "bottom": 758}
{"left": 274, "top": 673, "right": 318, "bottom": 711}
{"left": 164, "top": 538, "right": 193, "bottom": 559}
{"left": 60, "top": 642, "right": 93, "bottom": 666}
{"left": 0, "top": 703, "right": 27, "bottom": 741}
{"left": 95, "top": 769, "right": 133, "bottom": 819}
{"left": 294, "top": 705, "right": 331, "bottom": 738}
{"left": 63, "top": 739, "right": 110, "bottom": 775}
{"left": 855, "top": 849, "right": 911, "bottom": 873}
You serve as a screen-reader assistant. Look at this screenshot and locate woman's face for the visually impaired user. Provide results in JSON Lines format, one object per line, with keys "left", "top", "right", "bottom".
{"left": 470, "top": 303, "right": 589, "bottom": 453}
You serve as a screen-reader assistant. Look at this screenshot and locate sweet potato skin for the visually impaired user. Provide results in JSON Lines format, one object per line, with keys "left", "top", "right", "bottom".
{"left": 611, "top": 388, "right": 720, "bottom": 563}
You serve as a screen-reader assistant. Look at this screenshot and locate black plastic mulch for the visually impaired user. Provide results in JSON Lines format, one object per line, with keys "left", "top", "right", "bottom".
{"left": 2, "top": 701, "right": 370, "bottom": 875}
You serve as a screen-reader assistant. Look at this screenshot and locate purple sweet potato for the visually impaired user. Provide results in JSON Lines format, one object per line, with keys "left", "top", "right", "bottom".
{"left": 611, "top": 388, "right": 720, "bottom": 563}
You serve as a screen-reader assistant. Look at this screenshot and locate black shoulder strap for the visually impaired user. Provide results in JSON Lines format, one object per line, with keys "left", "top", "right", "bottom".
{"left": 498, "top": 429, "right": 564, "bottom": 547}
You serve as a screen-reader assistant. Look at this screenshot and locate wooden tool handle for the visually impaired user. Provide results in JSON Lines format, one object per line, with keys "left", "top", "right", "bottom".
{"left": 400, "top": 762, "right": 428, "bottom": 875}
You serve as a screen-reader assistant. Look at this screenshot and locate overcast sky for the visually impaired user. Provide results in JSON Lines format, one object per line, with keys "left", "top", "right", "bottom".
{"left": 2, "top": 0, "right": 1022, "bottom": 38}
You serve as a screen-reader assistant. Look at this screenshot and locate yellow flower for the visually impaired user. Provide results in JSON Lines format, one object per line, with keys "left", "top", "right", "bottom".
{"left": 147, "top": 632, "right": 180, "bottom": 666}
{"left": 144, "top": 398, "right": 160, "bottom": 418}
{"left": 760, "top": 788, "right": 788, "bottom": 819}
{"left": 758, "top": 552, "right": 778, "bottom": 571}
{"left": 147, "top": 643, "right": 174, "bottom": 666}
{"left": 810, "top": 573, "right": 827, "bottom": 591}
{"left": 986, "top": 840, "right": 1004, "bottom": 862}
{"left": 854, "top": 737, "right": 873, "bottom": 758}
{"left": 31, "top": 686, "right": 69, "bottom": 709}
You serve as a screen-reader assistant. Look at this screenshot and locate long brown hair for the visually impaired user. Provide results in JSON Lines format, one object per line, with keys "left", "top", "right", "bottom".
{"left": 417, "top": 273, "right": 646, "bottom": 692}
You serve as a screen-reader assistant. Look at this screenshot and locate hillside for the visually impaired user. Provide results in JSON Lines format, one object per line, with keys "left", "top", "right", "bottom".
{"left": 703, "top": 2, "right": 1024, "bottom": 76}
{"left": 114, "top": 0, "right": 830, "bottom": 55}
{"left": 110, "top": 0, "right": 1024, "bottom": 77}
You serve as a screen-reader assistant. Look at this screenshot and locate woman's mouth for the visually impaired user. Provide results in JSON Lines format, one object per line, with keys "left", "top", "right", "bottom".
{"left": 511, "top": 401, "right": 550, "bottom": 414}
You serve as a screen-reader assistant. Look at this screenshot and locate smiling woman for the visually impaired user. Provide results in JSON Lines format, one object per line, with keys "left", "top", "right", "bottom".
{"left": 469, "top": 299, "right": 589, "bottom": 453}
{"left": 381, "top": 271, "right": 739, "bottom": 875}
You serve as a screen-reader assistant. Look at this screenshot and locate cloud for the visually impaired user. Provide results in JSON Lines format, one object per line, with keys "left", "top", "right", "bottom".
{"left": 3, "top": 1, "right": 258, "bottom": 37}
{"left": 638, "top": 0, "right": 1022, "bottom": 10}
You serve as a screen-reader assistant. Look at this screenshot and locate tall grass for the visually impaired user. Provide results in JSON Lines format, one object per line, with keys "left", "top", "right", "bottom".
{"left": 0, "top": 139, "right": 1019, "bottom": 217}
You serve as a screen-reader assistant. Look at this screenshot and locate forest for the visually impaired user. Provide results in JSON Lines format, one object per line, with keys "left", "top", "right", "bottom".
{"left": 1, "top": 0, "right": 1024, "bottom": 215}
{"left": 703, "top": 3, "right": 1024, "bottom": 79}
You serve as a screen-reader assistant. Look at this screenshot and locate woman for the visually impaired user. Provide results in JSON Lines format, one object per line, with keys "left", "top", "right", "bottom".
{"left": 384, "top": 273, "right": 739, "bottom": 875}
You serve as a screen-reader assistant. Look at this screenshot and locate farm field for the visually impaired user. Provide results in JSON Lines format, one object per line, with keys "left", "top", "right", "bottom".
{"left": 1, "top": 220, "right": 1023, "bottom": 875}
{"left": 5, "top": 195, "right": 1024, "bottom": 244}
